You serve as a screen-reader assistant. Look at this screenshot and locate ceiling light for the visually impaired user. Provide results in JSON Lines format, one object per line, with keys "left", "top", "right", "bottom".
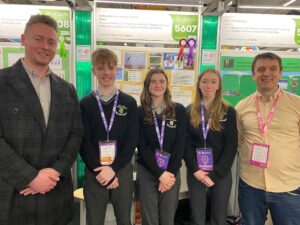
{"left": 238, "top": 5, "right": 300, "bottom": 10}
{"left": 283, "top": 0, "right": 296, "bottom": 7}
{"left": 227, "top": 1, "right": 233, "bottom": 7}
{"left": 94, "top": 0, "right": 202, "bottom": 8}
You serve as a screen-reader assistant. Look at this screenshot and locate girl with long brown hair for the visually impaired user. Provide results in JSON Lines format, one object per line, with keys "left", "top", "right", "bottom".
{"left": 137, "top": 68, "right": 187, "bottom": 225}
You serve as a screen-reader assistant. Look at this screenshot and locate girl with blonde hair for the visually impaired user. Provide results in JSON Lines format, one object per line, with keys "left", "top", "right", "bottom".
{"left": 184, "top": 69, "right": 237, "bottom": 225}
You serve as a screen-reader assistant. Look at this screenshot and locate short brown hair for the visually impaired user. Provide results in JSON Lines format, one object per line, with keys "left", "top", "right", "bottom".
{"left": 25, "top": 14, "right": 58, "bottom": 33}
{"left": 91, "top": 48, "right": 118, "bottom": 67}
{"left": 252, "top": 52, "right": 282, "bottom": 74}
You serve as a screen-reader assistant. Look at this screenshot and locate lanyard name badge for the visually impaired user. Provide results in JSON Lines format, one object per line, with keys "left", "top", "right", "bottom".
{"left": 94, "top": 89, "right": 119, "bottom": 165}
{"left": 250, "top": 90, "right": 282, "bottom": 168}
{"left": 196, "top": 104, "right": 214, "bottom": 172}
{"left": 153, "top": 110, "right": 170, "bottom": 171}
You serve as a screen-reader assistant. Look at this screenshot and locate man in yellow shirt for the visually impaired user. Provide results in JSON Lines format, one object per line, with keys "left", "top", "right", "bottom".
{"left": 236, "top": 52, "right": 300, "bottom": 225}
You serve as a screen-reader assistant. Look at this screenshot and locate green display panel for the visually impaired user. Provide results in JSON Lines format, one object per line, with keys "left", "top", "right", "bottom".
{"left": 75, "top": 10, "right": 92, "bottom": 188}
{"left": 220, "top": 55, "right": 300, "bottom": 106}
{"left": 223, "top": 95, "right": 243, "bottom": 107}
{"left": 239, "top": 75, "right": 256, "bottom": 98}
{"left": 222, "top": 74, "right": 240, "bottom": 91}
{"left": 200, "top": 16, "right": 218, "bottom": 72}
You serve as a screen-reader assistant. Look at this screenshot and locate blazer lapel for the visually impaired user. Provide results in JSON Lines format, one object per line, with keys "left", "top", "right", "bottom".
{"left": 7, "top": 60, "right": 47, "bottom": 133}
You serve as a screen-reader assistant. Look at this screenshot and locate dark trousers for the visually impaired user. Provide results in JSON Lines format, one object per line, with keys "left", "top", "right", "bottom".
{"left": 187, "top": 171, "right": 232, "bottom": 225}
{"left": 137, "top": 164, "right": 181, "bottom": 225}
{"left": 239, "top": 179, "right": 300, "bottom": 225}
{"left": 83, "top": 163, "right": 134, "bottom": 225}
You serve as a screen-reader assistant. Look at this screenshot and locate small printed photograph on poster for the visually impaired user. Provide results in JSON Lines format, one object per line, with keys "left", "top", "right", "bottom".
{"left": 183, "top": 53, "right": 195, "bottom": 70}
{"left": 278, "top": 79, "right": 288, "bottom": 90}
{"left": 149, "top": 53, "right": 162, "bottom": 69}
{"left": 174, "top": 60, "right": 183, "bottom": 70}
{"left": 224, "top": 59, "right": 234, "bottom": 68}
{"left": 291, "top": 77, "right": 299, "bottom": 88}
{"left": 124, "top": 52, "right": 146, "bottom": 70}
{"left": 116, "top": 67, "right": 123, "bottom": 81}
{"left": 123, "top": 70, "right": 142, "bottom": 82}
{"left": 163, "top": 53, "right": 177, "bottom": 70}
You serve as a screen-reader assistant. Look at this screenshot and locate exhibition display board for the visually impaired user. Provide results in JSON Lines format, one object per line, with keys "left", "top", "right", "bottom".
{"left": 220, "top": 13, "right": 300, "bottom": 106}
{"left": 0, "top": 4, "right": 72, "bottom": 82}
{"left": 95, "top": 8, "right": 199, "bottom": 44}
{"left": 220, "top": 50, "right": 300, "bottom": 106}
{"left": 220, "top": 13, "right": 300, "bottom": 48}
{"left": 94, "top": 8, "right": 202, "bottom": 106}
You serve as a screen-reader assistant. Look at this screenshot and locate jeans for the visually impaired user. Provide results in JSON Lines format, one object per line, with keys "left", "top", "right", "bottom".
{"left": 238, "top": 179, "right": 300, "bottom": 225}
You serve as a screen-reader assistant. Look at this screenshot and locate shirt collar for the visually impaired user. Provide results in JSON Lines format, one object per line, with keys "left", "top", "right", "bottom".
{"left": 96, "top": 86, "right": 117, "bottom": 97}
{"left": 256, "top": 86, "right": 281, "bottom": 102}
{"left": 21, "top": 58, "right": 52, "bottom": 79}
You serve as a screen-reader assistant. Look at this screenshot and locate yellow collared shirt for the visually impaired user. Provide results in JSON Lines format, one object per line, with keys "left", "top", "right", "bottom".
{"left": 236, "top": 88, "right": 300, "bottom": 192}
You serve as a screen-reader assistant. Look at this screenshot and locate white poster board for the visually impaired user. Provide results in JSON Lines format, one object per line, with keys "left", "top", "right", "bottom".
{"left": 220, "top": 13, "right": 300, "bottom": 48}
{"left": 0, "top": 5, "right": 71, "bottom": 44}
{"left": 95, "top": 8, "right": 198, "bottom": 44}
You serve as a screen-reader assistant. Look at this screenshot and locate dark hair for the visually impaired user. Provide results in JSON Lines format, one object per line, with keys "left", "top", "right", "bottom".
{"left": 140, "top": 68, "right": 175, "bottom": 124}
{"left": 252, "top": 52, "right": 282, "bottom": 74}
{"left": 25, "top": 14, "right": 58, "bottom": 33}
{"left": 91, "top": 48, "right": 118, "bottom": 67}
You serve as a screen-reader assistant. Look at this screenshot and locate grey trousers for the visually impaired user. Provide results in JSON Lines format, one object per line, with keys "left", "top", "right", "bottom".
{"left": 83, "top": 163, "right": 134, "bottom": 225}
{"left": 137, "top": 164, "right": 180, "bottom": 225}
{"left": 187, "top": 171, "right": 232, "bottom": 225}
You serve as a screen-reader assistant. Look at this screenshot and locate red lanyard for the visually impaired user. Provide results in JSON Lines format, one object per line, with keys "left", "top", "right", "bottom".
{"left": 254, "top": 89, "right": 282, "bottom": 137}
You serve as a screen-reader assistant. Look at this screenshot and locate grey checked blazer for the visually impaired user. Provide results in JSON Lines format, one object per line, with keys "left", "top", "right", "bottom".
{"left": 0, "top": 59, "right": 84, "bottom": 225}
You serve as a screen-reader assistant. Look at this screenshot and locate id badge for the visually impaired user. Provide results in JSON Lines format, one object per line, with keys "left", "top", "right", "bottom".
{"left": 196, "top": 148, "right": 214, "bottom": 171}
{"left": 250, "top": 143, "right": 269, "bottom": 168}
{"left": 99, "top": 140, "right": 117, "bottom": 165}
{"left": 155, "top": 150, "right": 170, "bottom": 171}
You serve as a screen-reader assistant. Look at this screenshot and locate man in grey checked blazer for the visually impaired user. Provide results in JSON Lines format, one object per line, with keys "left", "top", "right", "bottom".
{"left": 0, "top": 15, "right": 84, "bottom": 225}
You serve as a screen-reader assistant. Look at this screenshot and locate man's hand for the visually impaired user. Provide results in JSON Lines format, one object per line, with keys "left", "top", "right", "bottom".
{"left": 20, "top": 168, "right": 60, "bottom": 195}
{"left": 94, "top": 166, "right": 116, "bottom": 186}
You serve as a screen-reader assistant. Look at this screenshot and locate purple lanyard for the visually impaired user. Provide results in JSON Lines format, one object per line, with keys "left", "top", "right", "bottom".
{"left": 152, "top": 110, "right": 166, "bottom": 151}
{"left": 200, "top": 104, "right": 212, "bottom": 148}
{"left": 94, "top": 89, "right": 119, "bottom": 141}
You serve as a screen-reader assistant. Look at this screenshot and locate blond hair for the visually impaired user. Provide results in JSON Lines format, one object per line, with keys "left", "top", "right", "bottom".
{"left": 190, "top": 69, "right": 228, "bottom": 131}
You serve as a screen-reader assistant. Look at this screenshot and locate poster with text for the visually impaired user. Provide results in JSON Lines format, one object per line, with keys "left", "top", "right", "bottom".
{"left": 220, "top": 13, "right": 300, "bottom": 48}
{"left": 0, "top": 5, "right": 71, "bottom": 44}
{"left": 95, "top": 8, "right": 199, "bottom": 44}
